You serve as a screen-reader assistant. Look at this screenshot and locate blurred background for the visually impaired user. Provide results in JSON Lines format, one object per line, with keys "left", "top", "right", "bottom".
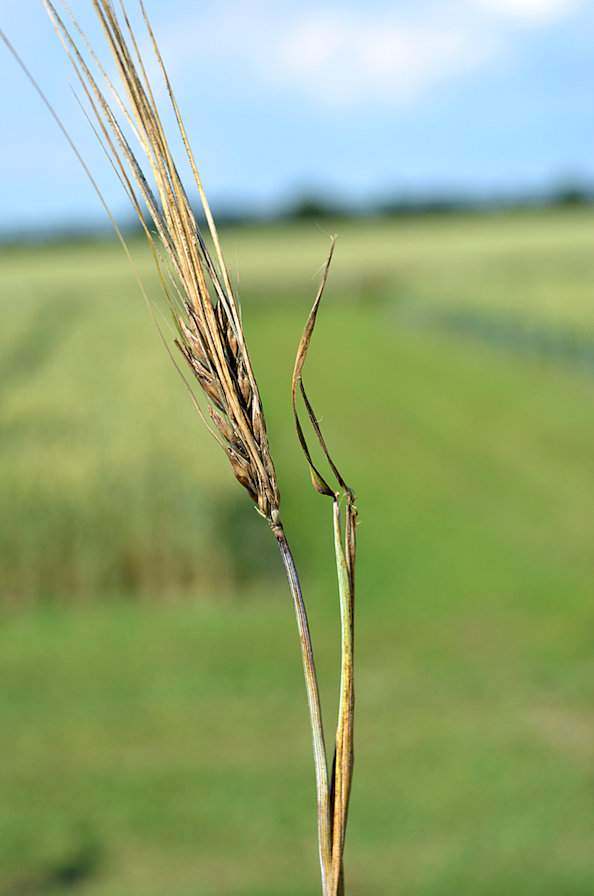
{"left": 1, "top": 1, "right": 593, "bottom": 894}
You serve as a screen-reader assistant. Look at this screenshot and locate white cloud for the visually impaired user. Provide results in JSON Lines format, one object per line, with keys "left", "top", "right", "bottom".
{"left": 274, "top": 12, "right": 492, "bottom": 107}
{"left": 150, "top": 0, "right": 578, "bottom": 112}
{"left": 154, "top": 3, "right": 497, "bottom": 110}
{"left": 472, "top": 0, "right": 578, "bottom": 23}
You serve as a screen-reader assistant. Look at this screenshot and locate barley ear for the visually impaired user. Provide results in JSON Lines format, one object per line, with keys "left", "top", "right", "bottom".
{"left": 43, "top": 0, "right": 281, "bottom": 523}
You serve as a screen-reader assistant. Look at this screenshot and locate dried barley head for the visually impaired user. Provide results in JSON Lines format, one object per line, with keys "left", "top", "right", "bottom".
{"left": 44, "top": 0, "right": 281, "bottom": 523}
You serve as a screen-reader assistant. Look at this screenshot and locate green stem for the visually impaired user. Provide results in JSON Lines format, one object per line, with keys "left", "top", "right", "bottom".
{"left": 329, "top": 498, "right": 355, "bottom": 895}
{"left": 273, "top": 524, "right": 332, "bottom": 895}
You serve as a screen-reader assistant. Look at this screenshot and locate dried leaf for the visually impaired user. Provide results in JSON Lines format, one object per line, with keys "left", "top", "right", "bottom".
{"left": 291, "top": 239, "right": 337, "bottom": 499}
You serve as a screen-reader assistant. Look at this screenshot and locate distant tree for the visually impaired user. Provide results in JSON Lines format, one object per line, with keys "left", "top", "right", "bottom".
{"left": 549, "top": 183, "right": 594, "bottom": 207}
{"left": 286, "top": 195, "right": 348, "bottom": 220}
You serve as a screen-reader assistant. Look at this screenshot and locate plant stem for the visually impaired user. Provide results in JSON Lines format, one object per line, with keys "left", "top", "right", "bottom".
{"left": 273, "top": 523, "right": 332, "bottom": 895}
{"left": 329, "top": 499, "right": 355, "bottom": 894}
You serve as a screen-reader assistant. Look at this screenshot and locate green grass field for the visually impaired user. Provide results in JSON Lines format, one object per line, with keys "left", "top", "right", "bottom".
{"left": 1, "top": 211, "right": 593, "bottom": 894}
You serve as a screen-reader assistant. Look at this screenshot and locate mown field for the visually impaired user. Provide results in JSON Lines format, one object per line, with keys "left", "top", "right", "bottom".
{"left": 1, "top": 211, "right": 593, "bottom": 894}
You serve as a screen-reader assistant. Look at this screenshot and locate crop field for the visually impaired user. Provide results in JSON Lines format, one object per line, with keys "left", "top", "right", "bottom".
{"left": 1, "top": 210, "right": 593, "bottom": 894}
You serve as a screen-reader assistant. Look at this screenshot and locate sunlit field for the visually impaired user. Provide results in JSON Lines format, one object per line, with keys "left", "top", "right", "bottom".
{"left": 1, "top": 210, "right": 593, "bottom": 894}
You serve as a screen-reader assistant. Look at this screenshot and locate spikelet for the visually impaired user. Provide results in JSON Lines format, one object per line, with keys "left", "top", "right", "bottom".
{"left": 44, "top": 0, "right": 281, "bottom": 522}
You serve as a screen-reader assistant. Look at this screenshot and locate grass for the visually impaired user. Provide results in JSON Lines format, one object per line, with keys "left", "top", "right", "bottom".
{"left": 1, "top": 597, "right": 592, "bottom": 894}
{"left": 1, "top": 209, "right": 594, "bottom": 892}
{"left": 1, "top": 210, "right": 593, "bottom": 603}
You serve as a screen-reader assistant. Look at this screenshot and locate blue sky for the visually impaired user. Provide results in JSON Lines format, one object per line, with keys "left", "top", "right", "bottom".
{"left": 1, "top": 0, "right": 594, "bottom": 232}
